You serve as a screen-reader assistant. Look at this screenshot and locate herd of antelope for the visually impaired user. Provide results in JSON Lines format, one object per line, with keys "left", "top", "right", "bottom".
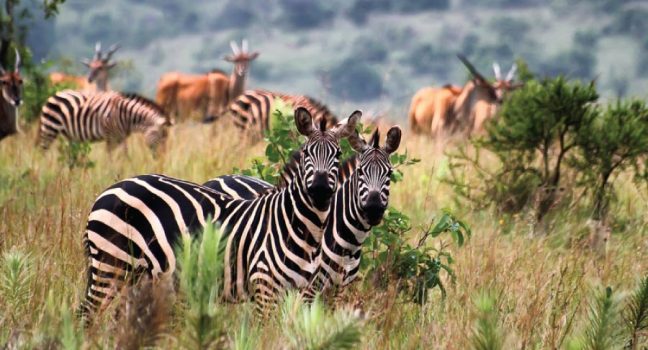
{"left": 0, "top": 39, "right": 521, "bottom": 149}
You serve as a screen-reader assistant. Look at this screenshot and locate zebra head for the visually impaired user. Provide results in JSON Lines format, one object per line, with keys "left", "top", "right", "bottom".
{"left": 348, "top": 125, "right": 402, "bottom": 226}
{"left": 0, "top": 49, "right": 23, "bottom": 107}
{"left": 295, "top": 107, "right": 361, "bottom": 211}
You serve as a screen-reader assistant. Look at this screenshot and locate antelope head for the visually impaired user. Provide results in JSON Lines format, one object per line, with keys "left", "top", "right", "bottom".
{"left": 0, "top": 49, "right": 23, "bottom": 107}
{"left": 224, "top": 39, "right": 260, "bottom": 76}
{"left": 458, "top": 54, "right": 522, "bottom": 104}
{"left": 82, "top": 42, "right": 120, "bottom": 85}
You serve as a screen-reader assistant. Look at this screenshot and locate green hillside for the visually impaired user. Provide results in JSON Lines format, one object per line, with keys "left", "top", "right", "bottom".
{"left": 28, "top": 0, "right": 648, "bottom": 118}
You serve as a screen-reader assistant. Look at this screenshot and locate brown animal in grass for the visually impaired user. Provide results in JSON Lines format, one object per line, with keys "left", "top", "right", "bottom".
{"left": 49, "top": 42, "right": 120, "bottom": 92}
{"left": 155, "top": 40, "right": 259, "bottom": 122}
{"left": 0, "top": 49, "right": 23, "bottom": 141}
{"left": 409, "top": 55, "right": 522, "bottom": 138}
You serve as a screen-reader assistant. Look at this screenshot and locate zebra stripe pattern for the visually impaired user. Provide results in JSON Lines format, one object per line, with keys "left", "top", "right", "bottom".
{"left": 228, "top": 89, "right": 338, "bottom": 134}
{"left": 38, "top": 89, "right": 171, "bottom": 152}
{"left": 81, "top": 108, "right": 360, "bottom": 319}
{"left": 203, "top": 126, "right": 402, "bottom": 301}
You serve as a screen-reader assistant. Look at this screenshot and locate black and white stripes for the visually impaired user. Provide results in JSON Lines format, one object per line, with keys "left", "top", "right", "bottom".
{"left": 38, "top": 90, "right": 171, "bottom": 152}
{"left": 204, "top": 126, "right": 403, "bottom": 301}
{"left": 228, "top": 89, "right": 338, "bottom": 135}
{"left": 80, "top": 107, "right": 360, "bottom": 318}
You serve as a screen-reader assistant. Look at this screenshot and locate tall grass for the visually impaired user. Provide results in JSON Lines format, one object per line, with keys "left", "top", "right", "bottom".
{"left": 0, "top": 120, "right": 645, "bottom": 348}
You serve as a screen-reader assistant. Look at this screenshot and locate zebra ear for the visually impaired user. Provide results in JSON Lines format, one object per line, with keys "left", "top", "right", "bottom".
{"left": 333, "top": 110, "right": 361, "bottom": 138}
{"left": 295, "top": 107, "right": 314, "bottom": 137}
{"left": 369, "top": 128, "right": 380, "bottom": 149}
{"left": 383, "top": 126, "right": 402, "bottom": 154}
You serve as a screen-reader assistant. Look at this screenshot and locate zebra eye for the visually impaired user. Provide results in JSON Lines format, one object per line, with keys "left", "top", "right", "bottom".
{"left": 335, "top": 150, "right": 342, "bottom": 158}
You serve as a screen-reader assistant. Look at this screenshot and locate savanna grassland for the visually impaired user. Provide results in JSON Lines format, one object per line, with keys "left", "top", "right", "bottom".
{"left": 0, "top": 114, "right": 645, "bottom": 348}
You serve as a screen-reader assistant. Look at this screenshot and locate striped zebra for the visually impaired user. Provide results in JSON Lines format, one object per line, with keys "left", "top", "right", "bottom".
{"left": 38, "top": 90, "right": 172, "bottom": 153}
{"left": 204, "top": 126, "right": 402, "bottom": 301}
{"left": 80, "top": 107, "right": 360, "bottom": 319}
{"left": 226, "top": 89, "right": 338, "bottom": 135}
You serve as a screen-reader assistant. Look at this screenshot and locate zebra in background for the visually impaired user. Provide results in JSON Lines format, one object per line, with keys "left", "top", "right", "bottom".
{"left": 37, "top": 90, "right": 172, "bottom": 153}
{"left": 222, "top": 89, "right": 339, "bottom": 136}
{"left": 203, "top": 125, "right": 402, "bottom": 302}
{"left": 80, "top": 108, "right": 360, "bottom": 319}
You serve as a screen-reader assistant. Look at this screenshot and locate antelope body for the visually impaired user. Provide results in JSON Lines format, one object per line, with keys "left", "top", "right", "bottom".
{"left": 0, "top": 50, "right": 23, "bottom": 141}
{"left": 409, "top": 55, "right": 521, "bottom": 138}
{"left": 155, "top": 40, "right": 259, "bottom": 122}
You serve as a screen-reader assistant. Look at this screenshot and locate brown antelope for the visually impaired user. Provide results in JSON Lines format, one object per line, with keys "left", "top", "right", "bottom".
{"left": 49, "top": 42, "right": 120, "bottom": 91}
{"left": 155, "top": 40, "right": 259, "bottom": 122}
{"left": 0, "top": 49, "right": 23, "bottom": 141}
{"left": 408, "top": 55, "right": 521, "bottom": 138}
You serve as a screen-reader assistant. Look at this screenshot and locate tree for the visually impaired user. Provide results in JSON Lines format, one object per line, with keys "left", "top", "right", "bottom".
{"left": 0, "top": 0, "right": 65, "bottom": 67}
{"left": 571, "top": 100, "right": 648, "bottom": 222}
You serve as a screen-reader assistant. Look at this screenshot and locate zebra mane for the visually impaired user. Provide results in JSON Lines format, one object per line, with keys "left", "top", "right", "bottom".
{"left": 119, "top": 92, "right": 166, "bottom": 116}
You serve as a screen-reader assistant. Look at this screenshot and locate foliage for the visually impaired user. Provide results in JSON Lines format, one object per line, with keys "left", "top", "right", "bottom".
{"left": 489, "top": 16, "right": 530, "bottom": 44}
{"left": 22, "top": 58, "right": 76, "bottom": 124}
{"left": 470, "top": 291, "right": 504, "bottom": 350}
{"left": 352, "top": 36, "right": 388, "bottom": 63}
{"left": 363, "top": 209, "right": 470, "bottom": 304}
{"left": 0, "top": 249, "right": 34, "bottom": 327}
{"left": 603, "top": 8, "right": 648, "bottom": 38}
{"left": 570, "top": 100, "right": 648, "bottom": 220}
{"left": 57, "top": 139, "right": 95, "bottom": 170}
{"left": 34, "top": 291, "right": 83, "bottom": 350}
{"left": 446, "top": 76, "right": 599, "bottom": 222}
{"left": 347, "top": 0, "right": 449, "bottom": 24}
{"left": 329, "top": 59, "right": 383, "bottom": 100}
{"left": 567, "top": 286, "right": 623, "bottom": 350}
{"left": 176, "top": 222, "right": 226, "bottom": 349}
{"left": 623, "top": 275, "right": 648, "bottom": 350}
{"left": 280, "top": 291, "right": 362, "bottom": 350}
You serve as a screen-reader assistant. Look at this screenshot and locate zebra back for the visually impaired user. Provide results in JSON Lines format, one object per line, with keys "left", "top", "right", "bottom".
{"left": 228, "top": 89, "right": 338, "bottom": 135}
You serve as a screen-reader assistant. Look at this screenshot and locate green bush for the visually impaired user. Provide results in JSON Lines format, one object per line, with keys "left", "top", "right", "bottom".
{"left": 446, "top": 76, "right": 599, "bottom": 224}
{"left": 57, "top": 140, "right": 95, "bottom": 170}
{"left": 570, "top": 100, "right": 648, "bottom": 221}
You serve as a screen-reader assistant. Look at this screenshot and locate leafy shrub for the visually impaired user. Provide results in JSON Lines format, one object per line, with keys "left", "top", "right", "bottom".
{"left": 280, "top": 292, "right": 362, "bottom": 350}
{"left": 470, "top": 291, "right": 505, "bottom": 350}
{"left": 363, "top": 210, "right": 470, "bottom": 304}
{"left": 57, "top": 140, "right": 95, "bottom": 170}
{"left": 623, "top": 275, "right": 648, "bottom": 349}
{"left": 329, "top": 59, "right": 383, "bottom": 101}
{"left": 0, "top": 249, "right": 34, "bottom": 327}
{"left": 446, "top": 76, "right": 599, "bottom": 225}
{"left": 567, "top": 287, "right": 623, "bottom": 350}
{"left": 570, "top": 100, "right": 648, "bottom": 220}
{"left": 278, "top": 0, "right": 335, "bottom": 30}
{"left": 176, "top": 222, "right": 226, "bottom": 349}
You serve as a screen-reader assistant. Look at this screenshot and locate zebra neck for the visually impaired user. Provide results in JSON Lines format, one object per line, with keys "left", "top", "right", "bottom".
{"left": 286, "top": 171, "right": 329, "bottom": 244}
{"left": 329, "top": 174, "right": 371, "bottom": 252}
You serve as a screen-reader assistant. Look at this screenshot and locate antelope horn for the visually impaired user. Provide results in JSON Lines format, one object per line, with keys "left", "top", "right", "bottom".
{"left": 14, "top": 48, "right": 20, "bottom": 72}
{"left": 506, "top": 63, "right": 517, "bottom": 82}
{"left": 230, "top": 40, "right": 240, "bottom": 55}
{"left": 242, "top": 39, "right": 248, "bottom": 53}
{"left": 105, "top": 43, "right": 121, "bottom": 61}
{"left": 94, "top": 42, "right": 102, "bottom": 59}
{"left": 493, "top": 62, "right": 501, "bottom": 80}
{"left": 457, "top": 54, "right": 488, "bottom": 83}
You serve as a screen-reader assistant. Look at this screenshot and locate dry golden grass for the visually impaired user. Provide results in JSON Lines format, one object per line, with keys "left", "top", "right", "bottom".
{"left": 0, "top": 119, "right": 645, "bottom": 348}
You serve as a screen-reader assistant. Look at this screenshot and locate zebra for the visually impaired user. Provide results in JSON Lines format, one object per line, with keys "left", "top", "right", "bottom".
{"left": 224, "top": 89, "right": 339, "bottom": 136}
{"left": 80, "top": 107, "right": 360, "bottom": 319}
{"left": 37, "top": 90, "right": 172, "bottom": 153}
{"left": 0, "top": 49, "right": 23, "bottom": 141}
{"left": 203, "top": 125, "right": 402, "bottom": 302}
